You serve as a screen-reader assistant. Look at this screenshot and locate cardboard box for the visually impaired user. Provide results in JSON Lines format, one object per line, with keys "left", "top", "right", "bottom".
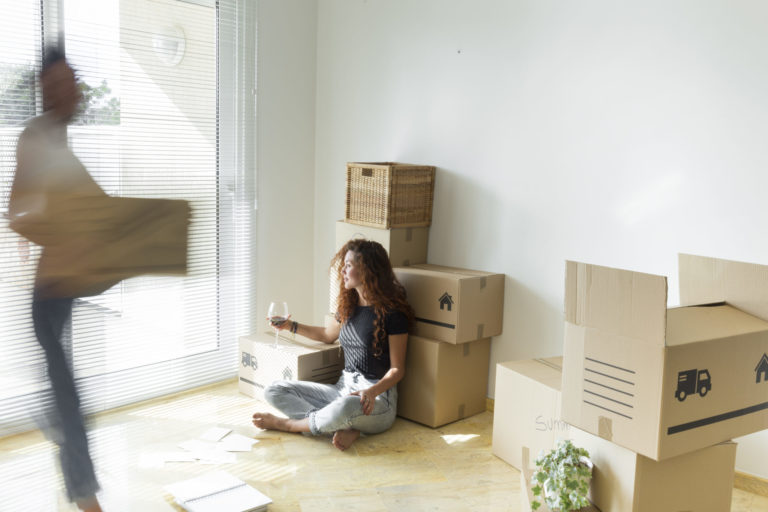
{"left": 570, "top": 429, "right": 736, "bottom": 512}
{"left": 562, "top": 259, "right": 768, "bottom": 460}
{"left": 238, "top": 331, "right": 344, "bottom": 399}
{"left": 519, "top": 446, "right": 600, "bottom": 512}
{"left": 506, "top": 357, "right": 737, "bottom": 512}
{"left": 678, "top": 253, "right": 768, "bottom": 323}
{"left": 330, "top": 220, "right": 429, "bottom": 313}
{"left": 492, "top": 357, "right": 572, "bottom": 470}
{"left": 393, "top": 264, "right": 505, "bottom": 344}
{"left": 10, "top": 194, "right": 189, "bottom": 299}
{"left": 397, "top": 336, "right": 490, "bottom": 427}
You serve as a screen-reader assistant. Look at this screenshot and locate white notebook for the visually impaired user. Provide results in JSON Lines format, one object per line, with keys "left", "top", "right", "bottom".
{"left": 165, "top": 470, "right": 272, "bottom": 512}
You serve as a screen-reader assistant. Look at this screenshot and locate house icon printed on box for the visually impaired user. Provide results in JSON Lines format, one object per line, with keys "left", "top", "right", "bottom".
{"left": 438, "top": 292, "right": 454, "bottom": 311}
{"left": 756, "top": 353, "right": 768, "bottom": 384}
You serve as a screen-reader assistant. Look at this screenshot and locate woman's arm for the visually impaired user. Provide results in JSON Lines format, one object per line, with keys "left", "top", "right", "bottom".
{"left": 272, "top": 315, "right": 341, "bottom": 344}
{"left": 355, "top": 333, "right": 408, "bottom": 415}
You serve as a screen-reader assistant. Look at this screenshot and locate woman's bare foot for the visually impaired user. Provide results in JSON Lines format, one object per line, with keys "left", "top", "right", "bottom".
{"left": 76, "top": 497, "right": 102, "bottom": 512}
{"left": 252, "top": 412, "right": 290, "bottom": 431}
{"left": 332, "top": 429, "right": 360, "bottom": 451}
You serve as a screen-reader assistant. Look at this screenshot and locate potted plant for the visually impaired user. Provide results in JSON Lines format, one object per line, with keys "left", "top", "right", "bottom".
{"left": 531, "top": 439, "right": 593, "bottom": 511}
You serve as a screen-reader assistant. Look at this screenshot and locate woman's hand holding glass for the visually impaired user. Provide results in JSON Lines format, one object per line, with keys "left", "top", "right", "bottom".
{"left": 267, "top": 301, "right": 290, "bottom": 346}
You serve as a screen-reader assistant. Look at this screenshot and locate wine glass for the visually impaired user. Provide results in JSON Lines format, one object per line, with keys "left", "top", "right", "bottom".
{"left": 267, "top": 301, "right": 289, "bottom": 347}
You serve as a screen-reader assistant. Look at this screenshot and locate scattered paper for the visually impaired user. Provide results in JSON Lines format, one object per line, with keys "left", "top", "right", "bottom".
{"left": 178, "top": 439, "right": 217, "bottom": 453}
{"left": 199, "top": 427, "right": 232, "bottom": 442}
{"left": 198, "top": 450, "right": 237, "bottom": 465}
{"left": 220, "top": 433, "right": 259, "bottom": 452}
{"left": 140, "top": 427, "right": 256, "bottom": 469}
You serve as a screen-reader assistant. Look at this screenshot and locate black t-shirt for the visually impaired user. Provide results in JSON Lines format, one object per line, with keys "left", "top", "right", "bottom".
{"left": 338, "top": 306, "right": 408, "bottom": 380}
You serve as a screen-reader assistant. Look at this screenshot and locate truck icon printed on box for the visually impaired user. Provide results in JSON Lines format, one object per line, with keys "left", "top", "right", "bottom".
{"left": 676, "top": 368, "right": 711, "bottom": 402}
{"left": 241, "top": 351, "right": 257, "bottom": 370}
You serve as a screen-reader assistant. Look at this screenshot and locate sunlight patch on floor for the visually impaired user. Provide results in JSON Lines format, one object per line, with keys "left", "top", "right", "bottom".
{"left": 441, "top": 433, "right": 479, "bottom": 445}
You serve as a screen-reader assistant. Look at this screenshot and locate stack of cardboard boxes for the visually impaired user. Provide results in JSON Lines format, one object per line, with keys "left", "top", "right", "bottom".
{"left": 330, "top": 162, "right": 506, "bottom": 428}
{"left": 494, "top": 253, "right": 768, "bottom": 511}
{"left": 239, "top": 161, "right": 507, "bottom": 428}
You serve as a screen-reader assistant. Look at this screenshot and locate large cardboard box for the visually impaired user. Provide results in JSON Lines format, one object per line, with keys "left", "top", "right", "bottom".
{"left": 397, "top": 336, "right": 490, "bottom": 427}
{"left": 492, "top": 357, "right": 572, "bottom": 470}
{"left": 330, "top": 220, "right": 429, "bottom": 313}
{"left": 10, "top": 194, "right": 189, "bottom": 299}
{"left": 238, "top": 331, "right": 344, "bottom": 399}
{"left": 393, "top": 264, "right": 504, "bottom": 344}
{"left": 570, "top": 429, "right": 736, "bottom": 512}
{"left": 562, "top": 259, "right": 768, "bottom": 460}
{"left": 507, "top": 357, "right": 738, "bottom": 512}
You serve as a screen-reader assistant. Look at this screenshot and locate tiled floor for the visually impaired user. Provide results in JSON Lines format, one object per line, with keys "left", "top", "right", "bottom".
{"left": 0, "top": 379, "right": 766, "bottom": 511}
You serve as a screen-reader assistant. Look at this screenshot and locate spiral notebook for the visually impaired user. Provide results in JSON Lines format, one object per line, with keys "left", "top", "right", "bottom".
{"left": 165, "top": 470, "right": 272, "bottom": 512}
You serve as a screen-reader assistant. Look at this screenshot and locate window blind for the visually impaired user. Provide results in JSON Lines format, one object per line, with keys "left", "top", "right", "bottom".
{"left": 0, "top": 0, "right": 255, "bottom": 436}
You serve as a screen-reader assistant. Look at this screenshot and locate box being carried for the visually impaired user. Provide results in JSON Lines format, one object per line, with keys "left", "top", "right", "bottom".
{"left": 499, "top": 356, "right": 737, "bottom": 511}
{"left": 345, "top": 162, "right": 436, "bottom": 229}
{"left": 397, "top": 336, "right": 490, "bottom": 427}
{"left": 562, "top": 255, "right": 768, "bottom": 460}
{"left": 330, "top": 220, "right": 429, "bottom": 313}
{"left": 394, "top": 264, "right": 504, "bottom": 344}
{"left": 238, "top": 331, "right": 344, "bottom": 399}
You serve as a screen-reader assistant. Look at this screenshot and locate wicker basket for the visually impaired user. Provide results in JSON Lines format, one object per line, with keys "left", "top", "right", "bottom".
{"left": 345, "top": 162, "right": 436, "bottom": 229}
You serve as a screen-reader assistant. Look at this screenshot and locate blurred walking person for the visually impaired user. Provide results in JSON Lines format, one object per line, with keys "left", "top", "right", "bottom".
{"left": 8, "top": 47, "right": 103, "bottom": 512}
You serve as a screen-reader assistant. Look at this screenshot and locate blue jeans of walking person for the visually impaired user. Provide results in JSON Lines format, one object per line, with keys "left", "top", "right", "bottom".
{"left": 264, "top": 370, "right": 397, "bottom": 435}
{"left": 32, "top": 295, "right": 100, "bottom": 502}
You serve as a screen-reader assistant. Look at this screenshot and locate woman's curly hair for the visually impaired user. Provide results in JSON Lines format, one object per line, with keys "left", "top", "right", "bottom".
{"left": 331, "top": 239, "right": 414, "bottom": 357}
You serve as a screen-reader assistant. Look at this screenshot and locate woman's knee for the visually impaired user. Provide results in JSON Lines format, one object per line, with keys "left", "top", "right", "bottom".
{"left": 263, "top": 380, "right": 291, "bottom": 405}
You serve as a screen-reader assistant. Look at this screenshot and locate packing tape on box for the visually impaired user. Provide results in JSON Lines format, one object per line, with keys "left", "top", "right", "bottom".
{"left": 458, "top": 404, "right": 465, "bottom": 419}
{"left": 480, "top": 277, "right": 487, "bottom": 289}
{"left": 463, "top": 344, "right": 470, "bottom": 357}
{"left": 405, "top": 228, "right": 413, "bottom": 242}
{"left": 477, "top": 324, "right": 484, "bottom": 339}
{"left": 598, "top": 416, "right": 613, "bottom": 441}
{"left": 322, "top": 351, "right": 330, "bottom": 365}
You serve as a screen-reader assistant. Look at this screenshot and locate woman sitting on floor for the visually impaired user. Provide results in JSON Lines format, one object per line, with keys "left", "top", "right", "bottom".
{"left": 252, "top": 239, "right": 414, "bottom": 451}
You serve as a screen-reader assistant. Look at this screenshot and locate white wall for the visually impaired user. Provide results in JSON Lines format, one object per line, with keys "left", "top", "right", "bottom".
{"left": 256, "top": 0, "right": 318, "bottom": 329}
{"left": 313, "top": 0, "right": 768, "bottom": 479}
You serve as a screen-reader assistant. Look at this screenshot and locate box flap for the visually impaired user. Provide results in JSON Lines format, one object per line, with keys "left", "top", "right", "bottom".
{"left": 498, "top": 358, "right": 564, "bottom": 392}
{"left": 679, "top": 253, "right": 768, "bottom": 322}
{"left": 565, "top": 261, "right": 667, "bottom": 347}
{"left": 411, "top": 263, "right": 499, "bottom": 278}
{"left": 666, "top": 304, "right": 768, "bottom": 346}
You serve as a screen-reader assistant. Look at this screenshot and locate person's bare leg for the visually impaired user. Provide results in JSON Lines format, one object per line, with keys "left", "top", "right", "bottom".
{"left": 252, "top": 412, "right": 310, "bottom": 433}
{"left": 332, "top": 429, "right": 360, "bottom": 451}
{"left": 76, "top": 497, "right": 102, "bottom": 512}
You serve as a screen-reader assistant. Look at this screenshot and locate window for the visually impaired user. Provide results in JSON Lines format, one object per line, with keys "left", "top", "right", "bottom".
{"left": 0, "top": 0, "right": 254, "bottom": 435}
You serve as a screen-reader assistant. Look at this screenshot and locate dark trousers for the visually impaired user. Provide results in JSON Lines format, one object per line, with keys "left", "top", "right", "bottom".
{"left": 32, "top": 296, "right": 99, "bottom": 502}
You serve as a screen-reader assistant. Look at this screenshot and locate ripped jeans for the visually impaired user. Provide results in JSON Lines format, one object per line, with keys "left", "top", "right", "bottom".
{"left": 264, "top": 370, "right": 397, "bottom": 435}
